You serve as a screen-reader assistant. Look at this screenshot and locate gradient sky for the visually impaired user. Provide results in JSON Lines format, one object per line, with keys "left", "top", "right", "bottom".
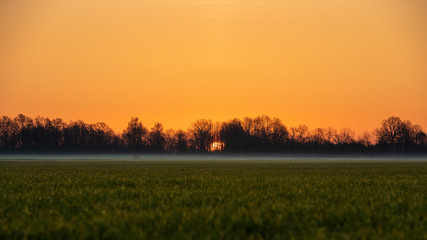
{"left": 1, "top": 0, "right": 426, "bottom": 134}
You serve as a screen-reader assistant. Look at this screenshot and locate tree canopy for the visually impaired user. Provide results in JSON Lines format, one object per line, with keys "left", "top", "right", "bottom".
{"left": 0, "top": 114, "right": 425, "bottom": 155}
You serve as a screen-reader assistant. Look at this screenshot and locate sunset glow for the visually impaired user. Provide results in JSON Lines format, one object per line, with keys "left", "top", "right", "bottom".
{"left": 1, "top": 0, "right": 426, "bottom": 133}
{"left": 211, "top": 141, "right": 225, "bottom": 152}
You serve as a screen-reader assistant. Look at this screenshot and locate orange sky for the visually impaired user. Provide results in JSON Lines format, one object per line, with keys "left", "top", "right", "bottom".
{"left": 1, "top": 0, "right": 426, "bottom": 134}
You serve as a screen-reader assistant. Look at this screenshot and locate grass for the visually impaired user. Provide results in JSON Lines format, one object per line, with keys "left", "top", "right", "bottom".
{"left": 0, "top": 159, "right": 426, "bottom": 239}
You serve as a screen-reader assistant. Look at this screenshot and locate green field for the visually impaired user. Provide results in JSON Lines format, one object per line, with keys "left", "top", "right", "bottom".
{"left": 0, "top": 159, "right": 426, "bottom": 239}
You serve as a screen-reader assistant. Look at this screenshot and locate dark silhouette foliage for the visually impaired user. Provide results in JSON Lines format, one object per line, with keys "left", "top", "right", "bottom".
{"left": 220, "top": 119, "right": 245, "bottom": 152}
{"left": 148, "top": 123, "right": 166, "bottom": 152}
{"left": 123, "top": 117, "right": 148, "bottom": 152}
{"left": 0, "top": 114, "right": 425, "bottom": 155}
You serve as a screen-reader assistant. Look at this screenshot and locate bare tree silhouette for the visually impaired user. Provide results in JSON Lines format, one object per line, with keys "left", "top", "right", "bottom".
{"left": 374, "top": 116, "right": 406, "bottom": 157}
{"left": 189, "top": 119, "right": 213, "bottom": 152}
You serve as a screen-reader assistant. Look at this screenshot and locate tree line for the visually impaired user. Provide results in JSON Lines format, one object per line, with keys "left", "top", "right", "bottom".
{"left": 0, "top": 114, "right": 426, "bottom": 155}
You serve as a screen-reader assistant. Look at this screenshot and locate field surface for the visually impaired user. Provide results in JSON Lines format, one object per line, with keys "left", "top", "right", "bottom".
{"left": 0, "top": 158, "right": 426, "bottom": 239}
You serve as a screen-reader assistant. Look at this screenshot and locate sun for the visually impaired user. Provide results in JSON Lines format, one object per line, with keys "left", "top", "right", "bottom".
{"left": 210, "top": 141, "right": 224, "bottom": 152}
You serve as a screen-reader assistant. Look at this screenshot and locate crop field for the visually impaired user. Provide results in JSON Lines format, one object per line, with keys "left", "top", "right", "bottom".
{"left": 0, "top": 158, "right": 426, "bottom": 239}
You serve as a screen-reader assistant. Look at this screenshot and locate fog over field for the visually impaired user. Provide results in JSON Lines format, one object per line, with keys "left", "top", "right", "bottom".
{"left": 1, "top": 154, "right": 426, "bottom": 162}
